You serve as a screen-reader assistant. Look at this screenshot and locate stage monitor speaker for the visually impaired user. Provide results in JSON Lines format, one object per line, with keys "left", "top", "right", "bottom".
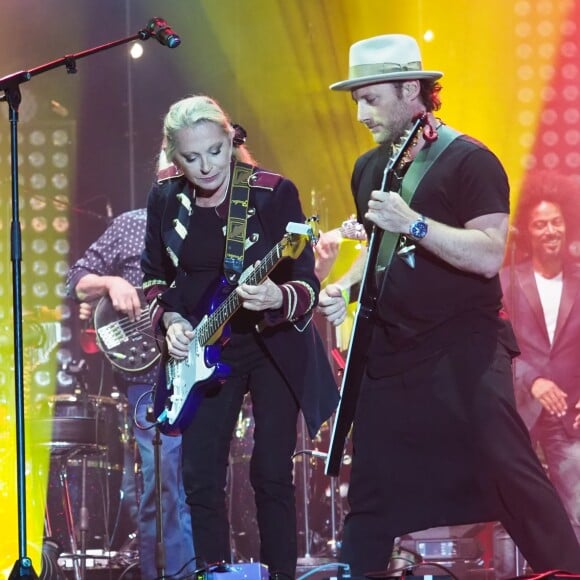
{"left": 206, "top": 563, "right": 269, "bottom": 580}
{"left": 507, "top": 575, "right": 580, "bottom": 580}
{"left": 402, "top": 577, "right": 452, "bottom": 580}
{"left": 365, "top": 576, "right": 452, "bottom": 580}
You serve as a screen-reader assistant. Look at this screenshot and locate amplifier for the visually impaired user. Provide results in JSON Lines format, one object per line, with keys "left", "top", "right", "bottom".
{"left": 367, "top": 576, "right": 452, "bottom": 580}
{"left": 402, "top": 577, "right": 452, "bottom": 580}
{"left": 205, "top": 563, "right": 269, "bottom": 580}
{"left": 399, "top": 537, "right": 482, "bottom": 560}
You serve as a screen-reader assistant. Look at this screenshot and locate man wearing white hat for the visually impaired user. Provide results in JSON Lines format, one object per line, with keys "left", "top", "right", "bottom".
{"left": 319, "top": 33, "right": 580, "bottom": 577}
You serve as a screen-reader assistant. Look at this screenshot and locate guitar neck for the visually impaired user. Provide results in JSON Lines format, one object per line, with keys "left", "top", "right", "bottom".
{"left": 197, "top": 241, "right": 284, "bottom": 345}
{"left": 356, "top": 225, "right": 382, "bottom": 307}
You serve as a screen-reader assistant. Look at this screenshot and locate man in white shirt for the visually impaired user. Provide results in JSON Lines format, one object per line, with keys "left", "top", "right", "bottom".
{"left": 500, "top": 175, "right": 580, "bottom": 553}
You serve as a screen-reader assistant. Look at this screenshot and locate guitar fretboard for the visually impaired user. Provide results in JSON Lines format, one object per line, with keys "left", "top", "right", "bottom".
{"left": 197, "top": 240, "right": 286, "bottom": 345}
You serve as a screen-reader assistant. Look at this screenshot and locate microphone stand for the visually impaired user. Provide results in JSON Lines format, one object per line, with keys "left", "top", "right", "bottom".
{"left": 1, "top": 22, "right": 173, "bottom": 579}
{"left": 152, "top": 427, "right": 166, "bottom": 578}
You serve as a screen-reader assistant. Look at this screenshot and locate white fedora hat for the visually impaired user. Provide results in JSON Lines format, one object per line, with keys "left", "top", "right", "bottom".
{"left": 330, "top": 34, "right": 443, "bottom": 91}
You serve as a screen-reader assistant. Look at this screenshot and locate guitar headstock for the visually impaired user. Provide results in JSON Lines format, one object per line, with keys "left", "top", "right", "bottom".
{"left": 281, "top": 220, "right": 318, "bottom": 259}
{"left": 382, "top": 113, "right": 428, "bottom": 191}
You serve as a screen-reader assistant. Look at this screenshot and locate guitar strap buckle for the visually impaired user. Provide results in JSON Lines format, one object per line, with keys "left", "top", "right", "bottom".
{"left": 396, "top": 236, "right": 416, "bottom": 268}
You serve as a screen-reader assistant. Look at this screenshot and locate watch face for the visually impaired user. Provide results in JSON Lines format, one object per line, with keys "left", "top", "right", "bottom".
{"left": 410, "top": 219, "right": 428, "bottom": 239}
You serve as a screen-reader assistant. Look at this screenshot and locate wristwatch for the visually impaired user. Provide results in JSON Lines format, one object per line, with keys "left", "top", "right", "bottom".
{"left": 409, "top": 215, "right": 428, "bottom": 240}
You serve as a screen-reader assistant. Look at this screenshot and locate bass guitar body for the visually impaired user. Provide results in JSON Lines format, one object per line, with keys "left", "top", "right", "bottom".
{"left": 93, "top": 291, "right": 160, "bottom": 373}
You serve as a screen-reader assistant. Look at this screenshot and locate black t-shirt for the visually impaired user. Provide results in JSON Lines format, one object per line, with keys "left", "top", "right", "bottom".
{"left": 178, "top": 205, "right": 227, "bottom": 314}
{"left": 359, "top": 135, "right": 514, "bottom": 375}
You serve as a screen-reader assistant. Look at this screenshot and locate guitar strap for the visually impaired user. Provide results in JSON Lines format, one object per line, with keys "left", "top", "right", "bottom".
{"left": 375, "top": 124, "right": 461, "bottom": 281}
{"left": 223, "top": 161, "right": 255, "bottom": 284}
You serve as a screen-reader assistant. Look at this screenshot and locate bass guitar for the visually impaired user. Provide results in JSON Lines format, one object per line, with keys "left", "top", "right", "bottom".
{"left": 325, "top": 114, "right": 428, "bottom": 476}
{"left": 93, "top": 290, "right": 160, "bottom": 373}
{"left": 154, "top": 220, "right": 317, "bottom": 435}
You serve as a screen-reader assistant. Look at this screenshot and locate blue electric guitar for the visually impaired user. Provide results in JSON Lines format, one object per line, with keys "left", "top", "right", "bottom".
{"left": 154, "top": 220, "right": 317, "bottom": 435}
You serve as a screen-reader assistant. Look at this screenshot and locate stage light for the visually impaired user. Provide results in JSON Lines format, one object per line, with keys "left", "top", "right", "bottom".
{"left": 31, "top": 216, "right": 48, "bottom": 233}
{"left": 0, "top": 117, "right": 75, "bottom": 399}
{"left": 30, "top": 173, "right": 48, "bottom": 190}
{"left": 130, "top": 42, "right": 144, "bottom": 59}
{"left": 28, "top": 151, "right": 45, "bottom": 168}
{"left": 51, "top": 173, "right": 68, "bottom": 190}
{"left": 31, "top": 239, "right": 48, "bottom": 254}
{"left": 51, "top": 128, "right": 69, "bottom": 147}
{"left": 52, "top": 152, "right": 69, "bottom": 169}
{"left": 29, "top": 129, "right": 46, "bottom": 147}
{"left": 52, "top": 216, "right": 69, "bottom": 234}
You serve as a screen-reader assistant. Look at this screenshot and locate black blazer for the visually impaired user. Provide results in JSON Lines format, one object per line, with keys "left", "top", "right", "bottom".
{"left": 141, "top": 168, "right": 339, "bottom": 437}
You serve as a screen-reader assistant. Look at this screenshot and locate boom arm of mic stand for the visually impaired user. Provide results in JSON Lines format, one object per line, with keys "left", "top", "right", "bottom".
{"left": 1, "top": 22, "right": 168, "bottom": 578}
{"left": 0, "top": 29, "right": 153, "bottom": 95}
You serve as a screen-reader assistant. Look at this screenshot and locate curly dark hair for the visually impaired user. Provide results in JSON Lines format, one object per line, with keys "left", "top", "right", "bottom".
{"left": 419, "top": 79, "right": 443, "bottom": 112}
{"left": 513, "top": 171, "right": 574, "bottom": 234}
{"left": 511, "top": 170, "right": 580, "bottom": 258}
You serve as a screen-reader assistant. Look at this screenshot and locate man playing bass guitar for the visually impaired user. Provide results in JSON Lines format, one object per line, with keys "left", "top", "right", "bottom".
{"left": 67, "top": 208, "right": 196, "bottom": 579}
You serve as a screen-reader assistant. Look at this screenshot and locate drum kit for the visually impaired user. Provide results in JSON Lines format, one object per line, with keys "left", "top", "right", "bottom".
{"left": 41, "top": 389, "right": 138, "bottom": 578}
{"left": 38, "top": 332, "right": 348, "bottom": 577}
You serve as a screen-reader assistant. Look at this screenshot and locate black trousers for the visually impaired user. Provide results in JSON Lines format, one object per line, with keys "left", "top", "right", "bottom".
{"left": 181, "top": 346, "right": 300, "bottom": 578}
{"left": 340, "top": 334, "right": 580, "bottom": 577}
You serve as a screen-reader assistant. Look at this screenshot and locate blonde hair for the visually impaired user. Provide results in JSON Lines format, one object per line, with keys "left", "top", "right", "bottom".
{"left": 162, "top": 95, "right": 256, "bottom": 165}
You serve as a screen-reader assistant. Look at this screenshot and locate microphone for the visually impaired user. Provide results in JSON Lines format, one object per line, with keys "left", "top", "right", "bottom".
{"left": 147, "top": 17, "right": 181, "bottom": 48}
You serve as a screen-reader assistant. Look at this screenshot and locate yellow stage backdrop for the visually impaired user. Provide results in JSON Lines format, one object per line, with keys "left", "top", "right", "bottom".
{"left": 2, "top": 0, "right": 578, "bottom": 575}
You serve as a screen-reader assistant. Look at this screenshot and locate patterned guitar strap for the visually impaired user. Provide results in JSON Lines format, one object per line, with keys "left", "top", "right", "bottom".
{"left": 223, "top": 161, "right": 255, "bottom": 284}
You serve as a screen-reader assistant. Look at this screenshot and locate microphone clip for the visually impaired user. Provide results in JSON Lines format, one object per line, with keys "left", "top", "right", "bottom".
{"left": 139, "top": 17, "right": 181, "bottom": 49}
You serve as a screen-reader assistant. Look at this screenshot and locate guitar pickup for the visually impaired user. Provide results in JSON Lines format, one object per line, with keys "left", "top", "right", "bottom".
{"left": 97, "top": 323, "right": 127, "bottom": 349}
